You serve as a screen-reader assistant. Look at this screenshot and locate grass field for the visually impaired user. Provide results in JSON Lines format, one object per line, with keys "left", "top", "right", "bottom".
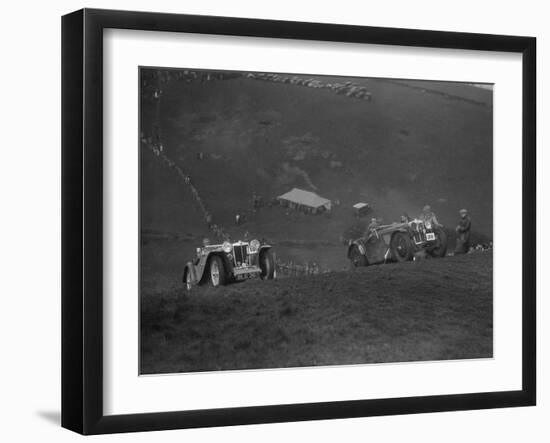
{"left": 140, "top": 252, "right": 492, "bottom": 374}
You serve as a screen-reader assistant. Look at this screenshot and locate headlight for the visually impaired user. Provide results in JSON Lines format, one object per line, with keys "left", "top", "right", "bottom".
{"left": 249, "top": 239, "right": 260, "bottom": 253}
{"left": 222, "top": 241, "right": 232, "bottom": 253}
{"left": 425, "top": 221, "right": 432, "bottom": 229}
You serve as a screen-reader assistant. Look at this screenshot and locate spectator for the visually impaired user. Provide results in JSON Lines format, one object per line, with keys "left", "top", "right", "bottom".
{"left": 454, "top": 208, "right": 472, "bottom": 254}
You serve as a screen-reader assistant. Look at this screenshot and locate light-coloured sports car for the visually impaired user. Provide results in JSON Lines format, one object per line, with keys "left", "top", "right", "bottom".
{"left": 183, "top": 239, "right": 275, "bottom": 290}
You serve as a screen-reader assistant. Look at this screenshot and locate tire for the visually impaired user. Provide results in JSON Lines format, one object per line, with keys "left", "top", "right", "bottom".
{"left": 259, "top": 250, "right": 275, "bottom": 280}
{"left": 208, "top": 255, "right": 227, "bottom": 287}
{"left": 184, "top": 268, "right": 193, "bottom": 291}
{"left": 429, "top": 228, "right": 448, "bottom": 258}
{"left": 349, "top": 245, "right": 368, "bottom": 267}
{"left": 391, "top": 232, "right": 415, "bottom": 262}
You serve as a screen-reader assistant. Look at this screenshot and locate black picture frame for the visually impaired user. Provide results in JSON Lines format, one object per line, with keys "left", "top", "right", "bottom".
{"left": 62, "top": 8, "right": 536, "bottom": 435}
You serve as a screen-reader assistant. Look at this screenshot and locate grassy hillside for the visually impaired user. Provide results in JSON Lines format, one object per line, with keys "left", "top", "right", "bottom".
{"left": 141, "top": 252, "right": 493, "bottom": 374}
{"left": 140, "top": 70, "right": 493, "bottom": 276}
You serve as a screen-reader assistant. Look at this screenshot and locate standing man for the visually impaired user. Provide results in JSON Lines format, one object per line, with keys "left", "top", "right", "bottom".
{"left": 454, "top": 208, "right": 471, "bottom": 254}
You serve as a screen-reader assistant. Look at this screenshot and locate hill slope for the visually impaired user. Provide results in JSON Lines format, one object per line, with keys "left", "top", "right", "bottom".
{"left": 140, "top": 70, "right": 493, "bottom": 273}
{"left": 141, "top": 252, "right": 493, "bottom": 374}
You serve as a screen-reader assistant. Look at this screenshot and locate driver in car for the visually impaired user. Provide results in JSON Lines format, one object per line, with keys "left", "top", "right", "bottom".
{"left": 365, "top": 217, "right": 380, "bottom": 242}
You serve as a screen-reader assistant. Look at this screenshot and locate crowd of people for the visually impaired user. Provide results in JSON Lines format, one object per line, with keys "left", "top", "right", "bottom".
{"left": 471, "top": 242, "right": 493, "bottom": 252}
{"left": 142, "top": 69, "right": 240, "bottom": 88}
{"left": 141, "top": 69, "right": 242, "bottom": 104}
{"left": 142, "top": 69, "right": 374, "bottom": 102}
{"left": 247, "top": 72, "right": 372, "bottom": 100}
{"left": 276, "top": 260, "right": 321, "bottom": 278}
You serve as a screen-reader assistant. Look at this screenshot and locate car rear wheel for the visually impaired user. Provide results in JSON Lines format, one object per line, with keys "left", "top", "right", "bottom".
{"left": 349, "top": 245, "right": 368, "bottom": 267}
{"left": 391, "top": 232, "right": 414, "bottom": 262}
{"left": 208, "top": 256, "right": 227, "bottom": 287}
{"left": 260, "top": 250, "right": 275, "bottom": 280}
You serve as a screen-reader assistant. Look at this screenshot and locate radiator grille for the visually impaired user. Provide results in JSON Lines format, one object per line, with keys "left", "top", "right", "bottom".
{"left": 233, "top": 244, "right": 248, "bottom": 265}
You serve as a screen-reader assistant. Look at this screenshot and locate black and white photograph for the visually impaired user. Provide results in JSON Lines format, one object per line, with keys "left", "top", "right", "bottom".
{"left": 0, "top": 0, "right": 545, "bottom": 439}
{"left": 139, "top": 67, "right": 494, "bottom": 375}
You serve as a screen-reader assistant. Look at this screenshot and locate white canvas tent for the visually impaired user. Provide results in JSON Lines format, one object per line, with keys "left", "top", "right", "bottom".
{"left": 277, "top": 188, "right": 332, "bottom": 213}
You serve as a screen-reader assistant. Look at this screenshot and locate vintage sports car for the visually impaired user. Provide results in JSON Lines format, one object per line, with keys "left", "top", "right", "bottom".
{"left": 347, "top": 219, "right": 448, "bottom": 267}
{"left": 183, "top": 239, "right": 275, "bottom": 290}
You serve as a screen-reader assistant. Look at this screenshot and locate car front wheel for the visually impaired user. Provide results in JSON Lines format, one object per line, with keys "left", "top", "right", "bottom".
{"left": 208, "top": 256, "right": 227, "bottom": 287}
{"left": 185, "top": 269, "right": 193, "bottom": 291}
{"left": 260, "top": 250, "right": 275, "bottom": 280}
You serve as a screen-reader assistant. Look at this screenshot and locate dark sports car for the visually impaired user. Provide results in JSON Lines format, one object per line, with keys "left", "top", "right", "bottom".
{"left": 347, "top": 218, "right": 448, "bottom": 267}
